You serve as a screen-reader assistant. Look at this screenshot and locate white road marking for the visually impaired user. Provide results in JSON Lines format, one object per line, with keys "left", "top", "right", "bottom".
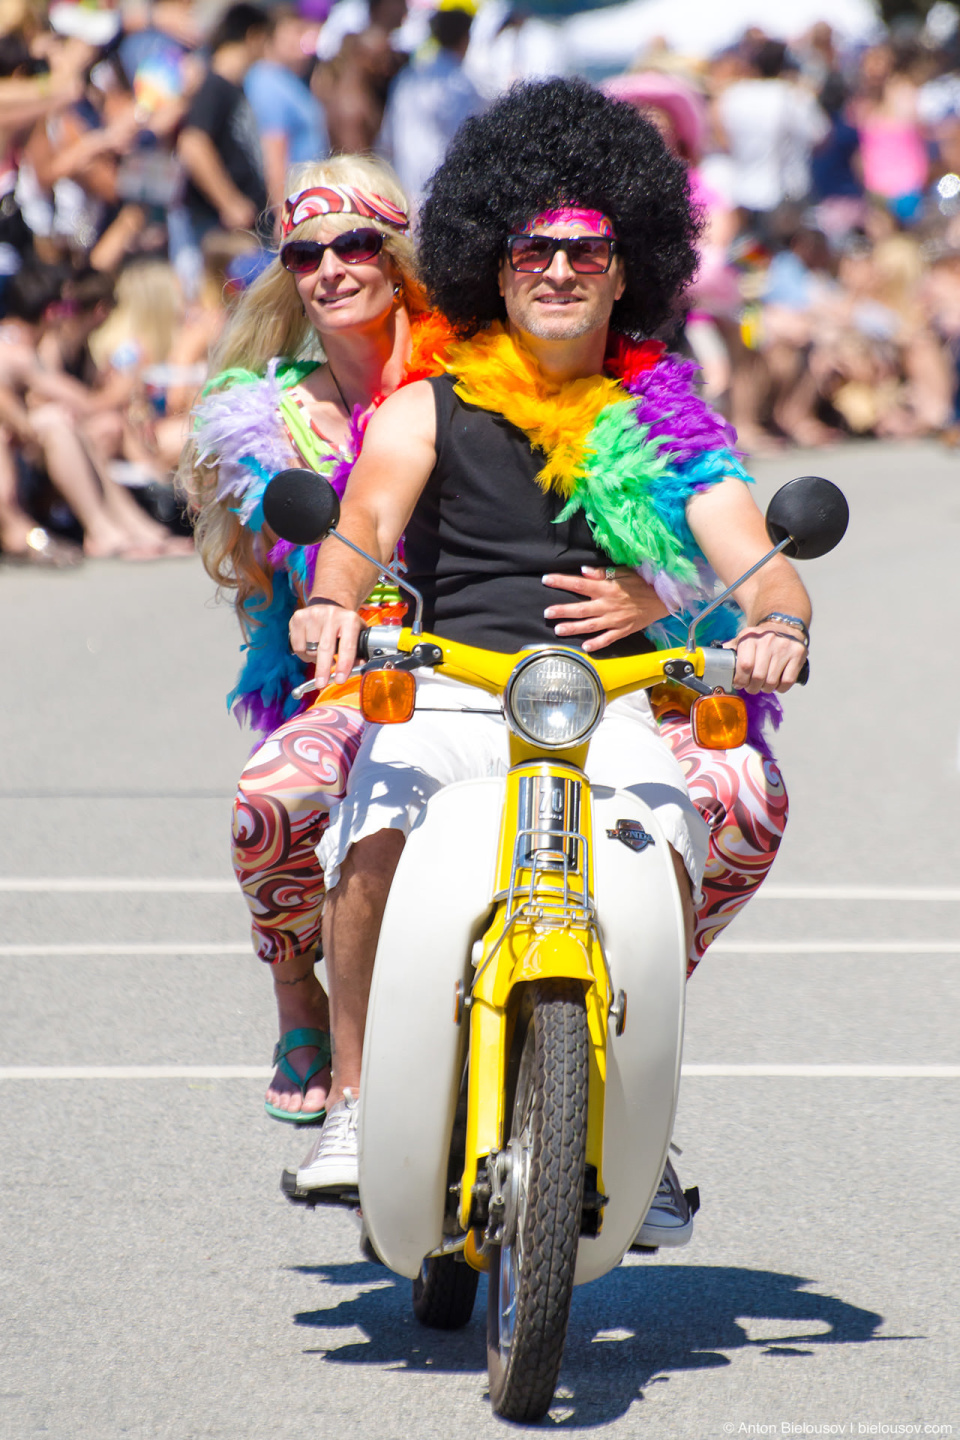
{"left": 0, "top": 1064, "right": 956, "bottom": 1080}
{"left": 1, "top": 939, "right": 959, "bottom": 957}
{"left": 684, "top": 1063, "right": 960, "bottom": 1077}
{"left": 0, "top": 1066, "right": 271, "bottom": 1079}
{"left": 2, "top": 880, "right": 959, "bottom": 900}
{"left": 0, "top": 943, "right": 251, "bottom": 956}
{"left": 0, "top": 878, "right": 237, "bottom": 893}
{"left": 755, "top": 885, "right": 960, "bottom": 902}
{"left": 711, "top": 941, "right": 960, "bottom": 954}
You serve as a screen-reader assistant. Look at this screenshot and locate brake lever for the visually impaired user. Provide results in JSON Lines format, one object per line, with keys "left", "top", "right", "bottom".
{"left": 664, "top": 654, "right": 810, "bottom": 692}
{"left": 291, "top": 676, "right": 323, "bottom": 700}
{"left": 662, "top": 658, "right": 715, "bottom": 697}
{"left": 293, "top": 642, "right": 444, "bottom": 699}
{"left": 361, "top": 642, "right": 443, "bottom": 675}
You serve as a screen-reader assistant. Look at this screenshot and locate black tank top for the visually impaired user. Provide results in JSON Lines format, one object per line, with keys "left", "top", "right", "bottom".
{"left": 401, "top": 375, "right": 656, "bottom": 658}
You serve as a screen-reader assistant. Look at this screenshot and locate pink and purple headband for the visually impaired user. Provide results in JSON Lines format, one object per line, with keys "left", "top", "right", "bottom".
{"left": 280, "top": 184, "right": 410, "bottom": 240}
{"left": 519, "top": 207, "right": 616, "bottom": 238}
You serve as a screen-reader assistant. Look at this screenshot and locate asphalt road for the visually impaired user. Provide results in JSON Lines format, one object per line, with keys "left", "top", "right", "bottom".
{"left": 2, "top": 439, "right": 958, "bottom": 1439}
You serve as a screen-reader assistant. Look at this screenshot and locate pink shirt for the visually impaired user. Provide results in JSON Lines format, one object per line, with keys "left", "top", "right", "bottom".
{"left": 858, "top": 119, "right": 928, "bottom": 197}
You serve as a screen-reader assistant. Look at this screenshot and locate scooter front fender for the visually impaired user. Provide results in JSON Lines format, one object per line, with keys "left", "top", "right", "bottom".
{"left": 573, "top": 784, "right": 687, "bottom": 1285}
{"left": 357, "top": 777, "right": 504, "bottom": 1279}
{"left": 512, "top": 929, "right": 595, "bottom": 988}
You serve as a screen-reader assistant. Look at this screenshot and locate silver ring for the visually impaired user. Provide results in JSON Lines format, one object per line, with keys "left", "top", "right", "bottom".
{"left": 305, "top": 641, "right": 319, "bottom": 652}
{"left": 605, "top": 567, "right": 617, "bottom": 581}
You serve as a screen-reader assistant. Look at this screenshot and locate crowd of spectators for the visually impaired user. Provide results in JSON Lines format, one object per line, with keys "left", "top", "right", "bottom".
{"left": 2, "top": 0, "right": 960, "bottom": 568}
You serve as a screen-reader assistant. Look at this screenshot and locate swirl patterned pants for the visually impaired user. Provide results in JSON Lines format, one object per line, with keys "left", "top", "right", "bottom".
{"left": 658, "top": 713, "right": 789, "bottom": 974}
{"left": 231, "top": 706, "right": 788, "bottom": 972}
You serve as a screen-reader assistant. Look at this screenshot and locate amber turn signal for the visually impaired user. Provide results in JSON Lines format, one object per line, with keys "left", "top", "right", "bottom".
{"left": 360, "top": 667, "right": 416, "bottom": 724}
{"left": 690, "top": 693, "right": 748, "bottom": 750}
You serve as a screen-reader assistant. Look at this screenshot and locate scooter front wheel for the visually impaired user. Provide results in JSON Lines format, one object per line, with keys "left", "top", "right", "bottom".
{"left": 486, "top": 978, "right": 588, "bottom": 1422}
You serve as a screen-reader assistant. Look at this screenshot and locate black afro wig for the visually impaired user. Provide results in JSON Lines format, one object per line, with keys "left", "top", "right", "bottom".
{"left": 417, "top": 77, "right": 701, "bottom": 339}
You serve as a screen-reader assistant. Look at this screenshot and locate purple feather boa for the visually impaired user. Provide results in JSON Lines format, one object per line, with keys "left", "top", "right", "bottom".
{"left": 232, "top": 690, "right": 286, "bottom": 739}
{"left": 194, "top": 363, "right": 296, "bottom": 525}
{"left": 266, "top": 406, "right": 365, "bottom": 586}
{"left": 621, "top": 353, "right": 740, "bottom": 467}
{"left": 742, "top": 689, "right": 783, "bottom": 760}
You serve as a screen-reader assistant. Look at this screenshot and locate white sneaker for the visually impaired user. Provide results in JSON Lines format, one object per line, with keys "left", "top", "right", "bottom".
{"left": 633, "top": 1157, "right": 696, "bottom": 1249}
{"left": 296, "top": 1089, "right": 359, "bottom": 1191}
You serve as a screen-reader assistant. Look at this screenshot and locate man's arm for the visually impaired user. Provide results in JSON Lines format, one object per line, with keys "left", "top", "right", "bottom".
{"left": 178, "top": 127, "right": 257, "bottom": 230}
{"left": 686, "top": 476, "right": 812, "bottom": 694}
{"left": 259, "top": 130, "right": 289, "bottom": 236}
{"left": 288, "top": 380, "right": 438, "bottom": 683}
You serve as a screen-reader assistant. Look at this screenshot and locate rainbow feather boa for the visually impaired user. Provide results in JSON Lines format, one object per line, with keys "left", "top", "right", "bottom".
{"left": 442, "top": 324, "right": 781, "bottom": 754}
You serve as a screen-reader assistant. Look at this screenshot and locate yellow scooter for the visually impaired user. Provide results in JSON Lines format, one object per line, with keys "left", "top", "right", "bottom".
{"left": 266, "top": 469, "right": 847, "bottom": 1423}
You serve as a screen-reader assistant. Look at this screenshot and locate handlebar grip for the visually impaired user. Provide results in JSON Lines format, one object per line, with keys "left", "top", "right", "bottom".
{"left": 797, "top": 658, "right": 809, "bottom": 686}
{"left": 356, "top": 627, "right": 371, "bottom": 662}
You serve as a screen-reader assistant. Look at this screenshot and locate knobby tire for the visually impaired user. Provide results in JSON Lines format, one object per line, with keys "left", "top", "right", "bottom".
{"left": 486, "top": 978, "right": 589, "bottom": 1422}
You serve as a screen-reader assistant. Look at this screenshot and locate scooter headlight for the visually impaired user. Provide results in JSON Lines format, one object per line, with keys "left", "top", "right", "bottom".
{"left": 504, "top": 651, "right": 604, "bottom": 749}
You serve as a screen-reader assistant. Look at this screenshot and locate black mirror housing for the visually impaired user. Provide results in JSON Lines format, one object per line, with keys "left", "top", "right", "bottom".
{"left": 263, "top": 468, "right": 341, "bottom": 546}
{"left": 765, "top": 475, "right": 849, "bottom": 560}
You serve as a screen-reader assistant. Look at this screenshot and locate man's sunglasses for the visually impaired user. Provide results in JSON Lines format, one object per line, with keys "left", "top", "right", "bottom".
{"left": 505, "top": 233, "right": 619, "bottom": 274}
{"left": 280, "top": 227, "right": 385, "bottom": 274}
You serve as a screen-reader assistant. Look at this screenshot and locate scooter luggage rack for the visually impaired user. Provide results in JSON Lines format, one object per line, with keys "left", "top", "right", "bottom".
{"left": 507, "top": 826, "right": 594, "bottom": 928}
{"left": 472, "top": 826, "right": 603, "bottom": 992}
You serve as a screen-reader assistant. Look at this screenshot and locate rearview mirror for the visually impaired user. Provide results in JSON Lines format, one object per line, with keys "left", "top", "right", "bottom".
{"left": 263, "top": 468, "right": 341, "bottom": 546}
{"left": 262, "top": 465, "right": 427, "bottom": 636}
{"left": 686, "top": 473, "right": 848, "bottom": 652}
{"left": 765, "top": 475, "right": 849, "bottom": 560}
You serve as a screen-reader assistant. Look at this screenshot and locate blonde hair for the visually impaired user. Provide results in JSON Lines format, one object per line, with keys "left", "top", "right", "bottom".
{"left": 206, "top": 153, "right": 424, "bottom": 379}
{"left": 89, "top": 260, "right": 182, "bottom": 371}
{"left": 182, "top": 154, "right": 423, "bottom": 626}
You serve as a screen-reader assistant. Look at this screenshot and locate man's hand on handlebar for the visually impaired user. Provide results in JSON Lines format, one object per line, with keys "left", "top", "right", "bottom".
{"left": 289, "top": 601, "right": 364, "bottom": 685}
{"left": 726, "top": 622, "right": 808, "bottom": 694}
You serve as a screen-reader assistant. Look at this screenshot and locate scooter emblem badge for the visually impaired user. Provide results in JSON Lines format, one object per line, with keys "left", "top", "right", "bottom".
{"left": 606, "top": 820, "right": 656, "bottom": 852}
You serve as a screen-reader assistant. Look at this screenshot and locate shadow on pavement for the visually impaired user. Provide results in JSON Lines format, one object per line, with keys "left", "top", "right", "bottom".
{"left": 292, "top": 1261, "right": 897, "bottom": 1427}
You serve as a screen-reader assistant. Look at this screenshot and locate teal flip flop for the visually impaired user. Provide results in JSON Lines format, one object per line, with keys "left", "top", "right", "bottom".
{"left": 264, "top": 1027, "right": 331, "bottom": 1125}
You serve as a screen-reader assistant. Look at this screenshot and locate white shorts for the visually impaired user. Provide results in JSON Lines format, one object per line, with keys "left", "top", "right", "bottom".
{"left": 318, "top": 673, "right": 708, "bottom": 895}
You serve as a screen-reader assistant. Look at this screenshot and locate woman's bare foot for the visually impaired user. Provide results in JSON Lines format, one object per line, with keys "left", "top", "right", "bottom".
{"left": 266, "top": 952, "right": 332, "bottom": 1118}
{"left": 777, "top": 417, "right": 841, "bottom": 448}
{"left": 735, "top": 424, "right": 785, "bottom": 458}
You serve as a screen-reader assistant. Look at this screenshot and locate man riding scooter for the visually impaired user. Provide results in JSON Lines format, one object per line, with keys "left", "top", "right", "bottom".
{"left": 285, "top": 79, "right": 813, "bottom": 1243}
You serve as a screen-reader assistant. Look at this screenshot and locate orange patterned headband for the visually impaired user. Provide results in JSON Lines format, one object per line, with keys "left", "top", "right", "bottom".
{"left": 280, "top": 184, "right": 410, "bottom": 239}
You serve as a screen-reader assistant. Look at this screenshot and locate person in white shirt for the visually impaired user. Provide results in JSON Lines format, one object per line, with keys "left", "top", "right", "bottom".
{"left": 378, "top": 0, "right": 484, "bottom": 211}
{"left": 717, "top": 39, "right": 829, "bottom": 229}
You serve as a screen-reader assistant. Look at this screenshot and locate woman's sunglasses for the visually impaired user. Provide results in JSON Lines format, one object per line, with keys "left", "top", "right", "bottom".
{"left": 280, "top": 227, "right": 385, "bottom": 274}
{"left": 505, "top": 233, "right": 619, "bottom": 275}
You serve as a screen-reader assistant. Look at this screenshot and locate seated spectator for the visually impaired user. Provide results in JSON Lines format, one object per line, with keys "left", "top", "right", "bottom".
{"left": 150, "top": 231, "right": 258, "bottom": 472}
{"left": 0, "top": 263, "right": 188, "bottom": 556}
{"left": 807, "top": 231, "right": 953, "bottom": 438}
{"left": 922, "top": 244, "right": 960, "bottom": 436}
{"left": 21, "top": 39, "right": 140, "bottom": 260}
